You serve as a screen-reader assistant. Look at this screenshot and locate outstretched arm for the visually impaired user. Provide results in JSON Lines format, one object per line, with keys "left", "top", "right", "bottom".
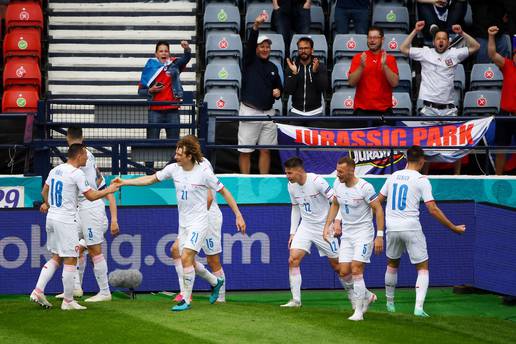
{"left": 219, "top": 187, "right": 246, "bottom": 234}
{"left": 452, "top": 25, "right": 480, "bottom": 56}
{"left": 400, "top": 21, "right": 425, "bottom": 56}
{"left": 425, "top": 201, "right": 465, "bottom": 234}
{"left": 113, "top": 174, "right": 159, "bottom": 187}
{"left": 105, "top": 193, "right": 120, "bottom": 237}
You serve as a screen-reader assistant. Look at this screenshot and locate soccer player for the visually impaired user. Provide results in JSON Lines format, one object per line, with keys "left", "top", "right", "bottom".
{"left": 323, "top": 157, "right": 384, "bottom": 321}
{"left": 55, "top": 126, "right": 120, "bottom": 301}
{"left": 281, "top": 157, "right": 342, "bottom": 308}
{"left": 30, "top": 144, "right": 119, "bottom": 310}
{"left": 170, "top": 155, "right": 226, "bottom": 303}
{"left": 377, "top": 145, "right": 465, "bottom": 317}
{"left": 113, "top": 136, "right": 246, "bottom": 311}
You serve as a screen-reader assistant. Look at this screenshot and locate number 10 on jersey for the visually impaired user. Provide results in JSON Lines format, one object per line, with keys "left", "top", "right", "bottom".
{"left": 391, "top": 183, "right": 408, "bottom": 210}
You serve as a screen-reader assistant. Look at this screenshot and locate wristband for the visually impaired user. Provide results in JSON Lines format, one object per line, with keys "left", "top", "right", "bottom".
{"left": 376, "top": 231, "right": 384, "bottom": 237}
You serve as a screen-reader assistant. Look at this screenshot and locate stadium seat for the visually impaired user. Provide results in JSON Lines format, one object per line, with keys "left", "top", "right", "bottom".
{"left": 203, "top": 4, "right": 240, "bottom": 35}
{"left": 454, "top": 64, "right": 466, "bottom": 92}
{"left": 5, "top": 2, "right": 43, "bottom": 32}
{"left": 391, "top": 92, "right": 412, "bottom": 116}
{"left": 330, "top": 89, "right": 356, "bottom": 116}
{"left": 245, "top": 3, "right": 273, "bottom": 38}
{"left": 333, "top": 34, "right": 367, "bottom": 63}
{"left": 204, "top": 61, "right": 241, "bottom": 92}
{"left": 309, "top": 6, "right": 325, "bottom": 34}
{"left": 372, "top": 5, "right": 409, "bottom": 33}
{"left": 331, "top": 62, "right": 352, "bottom": 91}
{"left": 203, "top": 89, "right": 240, "bottom": 116}
{"left": 273, "top": 99, "right": 283, "bottom": 116}
{"left": 3, "top": 28, "right": 41, "bottom": 62}
{"left": 266, "top": 33, "right": 286, "bottom": 64}
{"left": 3, "top": 57, "right": 41, "bottom": 89}
{"left": 205, "top": 32, "right": 243, "bottom": 64}
{"left": 382, "top": 33, "right": 408, "bottom": 60}
{"left": 470, "top": 64, "right": 504, "bottom": 90}
{"left": 290, "top": 34, "right": 328, "bottom": 64}
{"left": 396, "top": 62, "right": 412, "bottom": 93}
{"left": 463, "top": 90, "right": 501, "bottom": 116}
{"left": 2, "top": 86, "right": 39, "bottom": 113}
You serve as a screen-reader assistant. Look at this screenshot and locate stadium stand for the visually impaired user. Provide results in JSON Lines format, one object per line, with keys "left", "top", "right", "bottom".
{"left": 333, "top": 34, "right": 368, "bottom": 63}
{"left": 462, "top": 90, "right": 501, "bottom": 116}
{"left": 203, "top": 4, "right": 240, "bottom": 35}
{"left": 204, "top": 61, "right": 242, "bottom": 93}
{"left": 330, "top": 89, "right": 357, "bottom": 116}
{"left": 469, "top": 63, "right": 504, "bottom": 90}
{"left": 5, "top": 1, "right": 43, "bottom": 32}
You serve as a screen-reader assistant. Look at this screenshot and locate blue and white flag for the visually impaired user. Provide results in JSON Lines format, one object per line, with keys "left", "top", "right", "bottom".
{"left": 140, "top": 58, "right": 172, "bottom": 87}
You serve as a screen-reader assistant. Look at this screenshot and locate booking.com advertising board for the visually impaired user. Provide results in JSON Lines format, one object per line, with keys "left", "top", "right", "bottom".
{"left": 0, "top": 203, "right": 482, "bottom": 295}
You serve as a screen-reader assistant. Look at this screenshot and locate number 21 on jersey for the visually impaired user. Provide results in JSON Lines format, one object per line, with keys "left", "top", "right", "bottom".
{"left": 391, "top": 183, "right": 408, "bottom": 210}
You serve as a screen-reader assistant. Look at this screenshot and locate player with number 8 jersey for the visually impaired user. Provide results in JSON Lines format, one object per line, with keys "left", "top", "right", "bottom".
{"left": 378, "top": 145, "right": 466, "bottom": 317}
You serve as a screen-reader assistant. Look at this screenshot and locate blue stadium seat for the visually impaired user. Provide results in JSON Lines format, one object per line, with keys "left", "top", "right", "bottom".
{"left": 372, "top": 5, "right": 409, "bottom": 33}
{"left": 333, "top": 34, "right": 367, "bottom": 63}
{"left": 290, "top": 34, "right": 328, "bottom": 64}
{"left": 396, "top": 62, "right": 412, "bottom": 93}
{"left": 205, "top": 32, "right": 243, "bottom": 64}
{"left": 463, "top": 90, "right": 501, "bottom": 116}
{"left": 266, "top": 33, "right": 286, "bottom": 64}
{"left": 470, "top": 63, "right": 504, "bottom": 90}
{"left": 204, "top": 61, "right": 241, "bottom": 93}
{"left": 382, "top": 33, "right": 408, "bottom": 60}
{"left": 245, "top": 3, "right": 273, "bottom": 38}
{"left": 391, "top": 92, "right": 412, "bottom": 116}
{"left": 331, "top": 62, "right": 352, "bottom": 91}
{"left": 310, "top": 5, "right": 325, "bottom": 34}
{"left": 330, "top": 89, "right": 356, "bottom": 116}
{"left": 203, "top": 4, "right": 240, "bottom": 35}
{"left": 204, "top": 89, "right": 240, "bottom": 116}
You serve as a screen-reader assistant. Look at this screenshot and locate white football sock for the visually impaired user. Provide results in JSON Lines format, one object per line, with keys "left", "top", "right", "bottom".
{"left": 415, "top": 269, "right": 429, "bottom": 310}
{"left": 339, "top": 274, "right": 355, "bottom": 304}
{"left": 194, "top": 261, "right": 218, "bottom": 286}
{"left": 353, "top": 274, "right": 366, "bottom": 315}
{"left": 74, "top": 254, "right": 86, "bottom": 290}
{"left": 35, "top": 259, "right": 59, "bottom": 293}
{"left": 92, "top": 254, "right": 110, "bottom": 295}
{"left": 62, "top": 264, "right": 76, "bottom": 303}
{"left": 213, "top": 268, "right": 226, "bottom": 300}
{"left": 289, "top": 267, "right": 302, "bottom": 303}
{"left": 173, "top": 258, "right": 184, "bottom": 294}
{"left": 182, "top": 266, "right": 195, "bottom": 304}
{"left": 385, "top": 266, "right": 398, "bottom": 304}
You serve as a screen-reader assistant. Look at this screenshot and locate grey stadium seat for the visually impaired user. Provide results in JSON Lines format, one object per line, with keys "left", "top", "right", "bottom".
{"left": 372, "top": 5, "right": 410, "bottom": 33}
{"left": 463, "top": 90, "right": 501, "bottom": 116}
{"left": 454, "top": 63, "right": 466, "bottom": 92}
{"left": 310, "top": 5, "right": 325, "bottom": 34}
{"left": 204, "top": 61, "right": 241, "bottom": 92}
{"left": 333, "top": 34, "right": 367, "bottom": 63}
{"left": 266, "top": 33, "right": 286, "bottom": 63}
{"left": 290, "top": 34, "right": 328, "bottom": 64}
{"left": 203, "top": 4, "right": 240, "bottom": 35}
{"left": 382, "top": 33, "right": 408, "bottom": 59}
{"left": 330, "top": 89, "right": 357, "bottom": 116}
{"left": 204, "top": 89, "right": 240, "bottom": 116}
{"left": 331, "top": 62, "right": 352, "bottom": 91}
{"left": 245, "top": 3, "right": 273, "bottom": 38}
{"left": 470, "top": 63, "right": 503, "bottom": 90}
{"left": 205, "top": 32, "right": 243, "bottom": 64}
{"left": 396, "top": 62, "right": 412, "bottom": 93}
{"left": 391, "top": 92, "right": 412, "bottom": 116}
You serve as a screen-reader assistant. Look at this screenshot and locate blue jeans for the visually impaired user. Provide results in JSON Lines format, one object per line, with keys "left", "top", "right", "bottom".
{"left": 334, "top": 7, "right": 369, "bottom": 35}
{"left": 475, "top": 36, "right": 511, "bottom": 64}
{"left": 147, "top": 109, "right": 180, "bottom": 139}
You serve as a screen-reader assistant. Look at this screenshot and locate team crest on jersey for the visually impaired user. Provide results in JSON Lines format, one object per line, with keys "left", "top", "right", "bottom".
{"left": 445, "top": 58, "right": 453, "bottom": 67}
{"left": 349, "top": 150, "right": 404, "bottom": 169}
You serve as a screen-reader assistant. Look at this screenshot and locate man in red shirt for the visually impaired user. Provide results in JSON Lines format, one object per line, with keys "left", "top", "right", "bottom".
{"left": 348, "top": 26, "right": 399, "bottom": 128}
{"left": 487, "top": 26, "right": 516, "bottom": 175}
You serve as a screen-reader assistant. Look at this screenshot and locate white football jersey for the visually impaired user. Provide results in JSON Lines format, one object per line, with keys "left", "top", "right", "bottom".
{"left": 200, "top": 158, "right": 221, "bottom": 216}
{"left": 156, "top": 160, "right": 224, "bottom": 228}
{"left": 334, "top": 178, "right": 377, "bottom": 239}
{"left": 45, "top": 163, "right": 91, "bottom": 223}
{"left": 380, "top": 169, "right": 434, "bottom": 232}
{"left": 288, "top": 173, "right": 334, "bottom": 232}
{"left": 78, "top": 149, "right": 105, "bottom": 210}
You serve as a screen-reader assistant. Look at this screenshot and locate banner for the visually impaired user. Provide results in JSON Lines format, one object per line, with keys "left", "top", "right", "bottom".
{"left": 277, "top": 117, "right": 494, "bottom": 175}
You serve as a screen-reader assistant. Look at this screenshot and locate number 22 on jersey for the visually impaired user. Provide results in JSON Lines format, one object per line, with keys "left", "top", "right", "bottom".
{"left": 392, "top": 183, "right": 408, "bottom": 210}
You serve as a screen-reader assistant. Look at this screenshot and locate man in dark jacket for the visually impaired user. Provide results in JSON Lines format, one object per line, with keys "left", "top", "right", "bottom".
{"left": 239, "top": 13, "right": 283, "bottom": 174}
{"left": 284, "top": 36, "right": 328, "bottom": 124}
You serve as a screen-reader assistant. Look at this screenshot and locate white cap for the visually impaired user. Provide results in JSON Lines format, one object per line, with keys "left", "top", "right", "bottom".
{"left": 257, "top": 35, "right": 272, "bottom": 45}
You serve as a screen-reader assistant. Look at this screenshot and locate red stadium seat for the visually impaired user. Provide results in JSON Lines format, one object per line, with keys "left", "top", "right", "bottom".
{"left": 5, "top": 2, "right": 43, "bottom": 32}
{"left": 2, "top": 86, "right": 39, "bottom": 113}
{"left": 3, "top": 28, "right": 41, "bottom": 62}
{"left": 3, "top": 57, "right": 41, "bottom": 89}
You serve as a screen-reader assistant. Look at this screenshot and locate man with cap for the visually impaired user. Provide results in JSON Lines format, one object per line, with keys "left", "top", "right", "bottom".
{"left": 238, "top": 13, "right": 283, "bottom": 174}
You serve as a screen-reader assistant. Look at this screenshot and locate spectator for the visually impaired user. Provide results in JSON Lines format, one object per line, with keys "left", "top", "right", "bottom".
{"left": 416, "top": 0, "right": 467, "bottom": 42}
{"left": 239, "top": 14, "right": 283, "bottom": 174}
{"left": 348, "top": 26, "right": 399, "bottom": 127}
{"left": 138, "top": 40, "right": 191, "bottom": 140}
{"left": 284, "top": 37, "right": 328, "bottom": 126}
{"left": 272, "top": 0, "right": 311, "bottom": 52}
{"left": 400, "top": 21, "right": 480, "bottom": 175}
{"left": 469, "top": 0, "right": 511, "bottom": 63}
{"left": 334, "top": 0, "right": 370, "bottom": 35}
{"left": 487, "top": 26, "right": 516, "bottom": 175}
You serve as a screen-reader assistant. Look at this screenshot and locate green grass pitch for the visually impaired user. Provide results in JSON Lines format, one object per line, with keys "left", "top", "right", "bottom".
{"left": 1, "top": 288, "right": 515, "bottom": 344}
